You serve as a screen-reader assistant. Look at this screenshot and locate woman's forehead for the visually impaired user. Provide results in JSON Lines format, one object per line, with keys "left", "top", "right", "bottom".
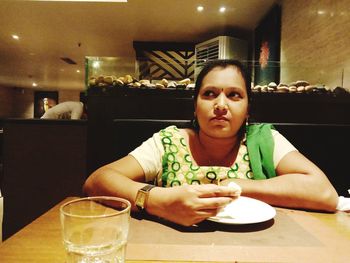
{"left": 208, "top": 65, "right": 241, "bottom": 75}
{"left": 202, "top": 66, "right": 245, "bottom": 86}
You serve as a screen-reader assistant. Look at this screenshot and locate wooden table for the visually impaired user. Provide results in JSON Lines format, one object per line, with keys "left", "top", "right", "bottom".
{"left": 0, "top": 197, "right": 349, "bottom": 263}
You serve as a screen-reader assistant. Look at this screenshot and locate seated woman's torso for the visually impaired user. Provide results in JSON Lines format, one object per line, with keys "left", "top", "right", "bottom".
{"left": 159, "top": 126, "right": 253, "bottom": 187}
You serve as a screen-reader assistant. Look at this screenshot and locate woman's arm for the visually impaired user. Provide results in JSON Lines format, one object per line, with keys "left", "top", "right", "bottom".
{"left": 222, "top": 151, "right": 338, "bottom": 212}
{"left": 83, "top": 155, "right": 241, "bottom": 226}
{"left": 83, "top": 155, "right": 149, "bottom": 205}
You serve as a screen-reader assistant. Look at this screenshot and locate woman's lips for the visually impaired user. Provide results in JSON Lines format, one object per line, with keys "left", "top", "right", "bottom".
{"left": 211, "top": 116, "right": 229, "bottom": 121}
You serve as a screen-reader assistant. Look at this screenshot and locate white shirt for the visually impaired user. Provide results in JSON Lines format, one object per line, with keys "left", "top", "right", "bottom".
{"left": 130, "top": 129, "right": 297, "bottom": 182}
{"left": 41, "top": 101, "right": 83, "bottom": 120}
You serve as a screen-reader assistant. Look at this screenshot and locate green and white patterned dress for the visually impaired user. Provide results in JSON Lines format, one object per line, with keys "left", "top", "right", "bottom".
{"left": 159, "top": 126, "right": 254, "bottom": 187}
{"left": 130, "top": 124, "right": 297, "bottom": 187}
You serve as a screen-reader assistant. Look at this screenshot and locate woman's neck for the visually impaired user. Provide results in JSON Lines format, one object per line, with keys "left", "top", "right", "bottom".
{"left": 189, "top": 129, "right": 242, "bottom": 167}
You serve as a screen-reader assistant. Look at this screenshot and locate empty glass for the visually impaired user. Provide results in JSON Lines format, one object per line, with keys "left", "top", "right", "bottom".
{"left": 60, "top": 196, "right": 131, "bottom": 263}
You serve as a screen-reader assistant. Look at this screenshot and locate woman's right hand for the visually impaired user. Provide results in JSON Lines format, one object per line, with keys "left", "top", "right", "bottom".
{"left": 147, "top": 184, "right": 241, "bottom": 226}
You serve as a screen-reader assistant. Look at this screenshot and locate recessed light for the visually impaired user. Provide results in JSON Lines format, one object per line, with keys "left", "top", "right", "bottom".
{"left": 317, "top": 10, "right": 326, "bottom": 15}
{"left": 76, "top": 70, "right": 81, "bottom": 73}
{"left": 32, "top": 82, "right": 38, "bottom": 87}
{"left": 219, "top": 6, "right": 226, "bottom": 13}
{"left": 12, "top": 35, "right": 19, "bottom": 40}
{"left": 197, "top": 6, "right": 204, "bottom": 12}
{"left": 92, "top": 61, "right": 100, "bottom": 69}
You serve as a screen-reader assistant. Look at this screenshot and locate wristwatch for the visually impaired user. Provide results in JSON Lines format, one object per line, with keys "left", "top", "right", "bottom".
{"left": 135, "top": 184, "right": 156, "bottom": 211}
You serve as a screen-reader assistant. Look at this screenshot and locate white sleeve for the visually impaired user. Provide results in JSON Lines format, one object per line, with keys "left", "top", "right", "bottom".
{"left": 70, "top": 102, "right": 83, "bottom": 119}
{"left": 129, "top": 132, "right": 164, "bottom": 183}
{"left": 272, "top": 129, "right": 298, "bottom": 168}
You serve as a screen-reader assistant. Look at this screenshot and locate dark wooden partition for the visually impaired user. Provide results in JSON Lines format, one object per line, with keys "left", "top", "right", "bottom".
{"left": 87, "top": 89, "right": 350, "bottom": 196}
{"left": 108, "top": 119, "right": 350, "bottom": 196}
{"left": 87, "top": 88, "right": 194, "bottom": 174}
{"left": 249, "top": 92, "right": 350, "bottom": 124}
{"left": 273, "top": 123, "right": 350, "bottom": 196}
{"left": 1, "top": 119, "right": 87, "bottom": 240}
{"left": 112, "top": 119, "right": 192, "bottom": 160}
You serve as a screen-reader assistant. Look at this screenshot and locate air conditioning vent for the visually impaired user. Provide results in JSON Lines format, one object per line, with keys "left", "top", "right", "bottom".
{"left": 194, "top": 36, "right": 248, "bottom": 79}
{"left": 61, "top": 57, "right": 77, "bottom": 65}
{"left": 196, "top": 40, "right": 220, "bottom": 68}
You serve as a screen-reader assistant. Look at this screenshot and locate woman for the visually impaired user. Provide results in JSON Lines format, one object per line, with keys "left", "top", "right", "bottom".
{"left": 84, "top": 60, "right": 338, "bottom": 226}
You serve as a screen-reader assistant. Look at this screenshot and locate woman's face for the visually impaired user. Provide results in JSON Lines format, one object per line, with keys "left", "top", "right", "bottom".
{"left": 195, "top": 66, "right": 248, "bottom": 139}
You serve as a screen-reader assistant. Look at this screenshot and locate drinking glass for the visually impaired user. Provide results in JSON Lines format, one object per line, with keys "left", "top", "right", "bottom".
{"left": 60, "top": 196, "right": 131, "bottom": 263}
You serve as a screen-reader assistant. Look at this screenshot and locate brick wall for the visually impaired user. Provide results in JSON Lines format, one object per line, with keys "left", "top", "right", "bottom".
{"left": 281, "top": 0, "right": 350, "bottom": 90}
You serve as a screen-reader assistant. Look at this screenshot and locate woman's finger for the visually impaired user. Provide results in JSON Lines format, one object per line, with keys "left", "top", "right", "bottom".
{"left": 195, "top": 196, "right": 235, "bottom": 210}
{"left": 195, "top": 184, "right": 241, "bottom": 198}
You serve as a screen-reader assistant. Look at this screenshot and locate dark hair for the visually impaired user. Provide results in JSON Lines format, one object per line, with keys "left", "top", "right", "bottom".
{"left": 194, "top": 59, "right": 251, "bottom": 103}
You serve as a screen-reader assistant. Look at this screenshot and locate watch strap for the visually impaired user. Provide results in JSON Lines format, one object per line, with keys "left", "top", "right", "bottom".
{"left": 140, "top": 184, "right": 156, "bottom": 192}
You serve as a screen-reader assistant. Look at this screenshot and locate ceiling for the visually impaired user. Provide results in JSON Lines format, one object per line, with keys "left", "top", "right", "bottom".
{"left": 0, "top": 0, "right": 277, "bottom": 91}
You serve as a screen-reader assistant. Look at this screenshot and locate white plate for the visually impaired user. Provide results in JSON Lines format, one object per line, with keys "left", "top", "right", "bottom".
{"left": 208, "top": 196, "right": 276, "bottom": 224}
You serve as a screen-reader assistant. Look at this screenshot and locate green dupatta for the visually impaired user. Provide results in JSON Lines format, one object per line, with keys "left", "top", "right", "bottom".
{"left": 246, "top": 123, "right": 276, "bottom": 180}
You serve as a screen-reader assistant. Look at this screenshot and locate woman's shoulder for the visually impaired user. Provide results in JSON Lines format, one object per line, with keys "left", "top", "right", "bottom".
{"left": 157, "top": 126, "right": 195, "bottom": 146}
{"left": 180, "top": 127, "right": 196, "bottom": 140}
{"left": 159, "top": 125, "right": 194, "bottom": 136}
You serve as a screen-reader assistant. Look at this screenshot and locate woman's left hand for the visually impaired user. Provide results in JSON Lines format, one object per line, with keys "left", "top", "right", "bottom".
{"left": 147, "top": 183, "right": 241, "bottom": 226}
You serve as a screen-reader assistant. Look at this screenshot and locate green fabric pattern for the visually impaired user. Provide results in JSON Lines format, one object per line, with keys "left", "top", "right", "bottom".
{"left": 160, "top": 126, "right": 252, "bottom": 187}
{"left": 246, "top": 124, "right": 276, "bottom": 179}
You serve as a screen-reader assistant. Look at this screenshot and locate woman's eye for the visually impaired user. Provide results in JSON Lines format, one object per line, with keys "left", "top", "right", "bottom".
{"left": 203, "top": 90, "right": 216, "bottom": 97}
{"left": 228, "top": 92, "right": 241, "bottom": 99}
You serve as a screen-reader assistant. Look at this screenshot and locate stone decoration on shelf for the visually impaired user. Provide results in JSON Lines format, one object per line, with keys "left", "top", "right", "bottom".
{"left": 88, "top": 74, "right": 194, "bottom": 91}
{"left": 252, "top": 80, "right": 348, "bottom": 95}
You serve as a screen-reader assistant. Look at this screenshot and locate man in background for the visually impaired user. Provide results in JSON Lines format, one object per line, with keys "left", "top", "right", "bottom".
{"left": 40, "top": 101, "right": 85, "bottom": 120}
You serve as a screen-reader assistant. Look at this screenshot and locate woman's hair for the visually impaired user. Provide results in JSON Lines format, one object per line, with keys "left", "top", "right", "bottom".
{"left": 194, "top": 59, "right": 251, "bottom": 103}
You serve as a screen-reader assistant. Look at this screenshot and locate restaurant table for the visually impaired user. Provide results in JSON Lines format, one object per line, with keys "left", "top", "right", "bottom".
{"left": 0, "top": 197, "right": 349, "bottom": 263}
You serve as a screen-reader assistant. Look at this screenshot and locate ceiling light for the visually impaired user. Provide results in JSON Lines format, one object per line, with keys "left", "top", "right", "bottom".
{"left": 219, "top": 6, "right": 226, "bottom": 13}
{"left": 197, "top": 6, "right": 204, "bottom": 12}
{"left": 317, "top": 10, "right": 326, "bottom": 15}
{"left": 12, "top": 35, "right": 19, "bottom": 40}
{"left": 32, "top": 82, "right": 38, "bottom": 87}
{"left": 76, "top": 70, "right": 80, "bottom": 73}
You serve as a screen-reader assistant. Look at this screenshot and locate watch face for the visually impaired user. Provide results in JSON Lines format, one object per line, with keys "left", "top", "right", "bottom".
{"left": 136, "top": 191, "right": 147, "bottom": 209}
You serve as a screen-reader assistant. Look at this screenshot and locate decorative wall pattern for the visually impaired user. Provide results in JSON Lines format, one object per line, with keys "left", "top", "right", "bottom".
{"left": 134, "top": 42, "right": 195, "bottom": 81}
{"left": 139, "top": 50, "right": 195, "bottom": 81}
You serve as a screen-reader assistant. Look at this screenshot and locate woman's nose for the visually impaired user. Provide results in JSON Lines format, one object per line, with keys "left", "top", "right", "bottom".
{"left": 214, "top": 94, "right": 228, "bottom": 113}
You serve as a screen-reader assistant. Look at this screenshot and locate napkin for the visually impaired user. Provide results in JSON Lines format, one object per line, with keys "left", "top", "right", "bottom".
{"left": 227, "top": 181, "right": 242, "bottom": 196}
{"left": 216, "top": 182, "right": 242, "bottom": 218}
{"left": 337, "top": 190, "right": 350, "bottom": 212}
